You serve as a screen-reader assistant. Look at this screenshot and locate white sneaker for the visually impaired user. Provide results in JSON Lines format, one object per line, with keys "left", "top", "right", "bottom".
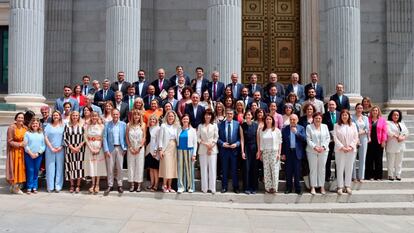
{"left": 188, "top": 189, "right": 194, "bottom": 193}
{"left": 346, "top": 187, "right": 352, "bottom": 195}
{"left": 177, "top": 188, "right": 184, "bottom": 193}
{"left": 337, "top": 189, "right": 343, "bottom": 195}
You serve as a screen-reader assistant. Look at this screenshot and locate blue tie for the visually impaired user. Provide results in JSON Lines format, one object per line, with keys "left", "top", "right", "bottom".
{"left": 227, "top": 122, "right": 232, "bottom": 143}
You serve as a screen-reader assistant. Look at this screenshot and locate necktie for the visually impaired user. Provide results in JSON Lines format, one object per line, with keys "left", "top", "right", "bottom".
{"left": 252, "top": 84, "right": 256, "bottom": 93}
{"left": 103, "top": 90, "right": 107, "bottom": 99}
{"left": 227, "top": 122, "right": 232, "bottom": 143}
{"left": 272, "top": 96, "right": 275, "bottom": 102}
{"left": 233, "top": 84, "right": 237, "bottom": 98}
{"left": 213, "top": 82, "right": 217, "bottom": 100}
{"left": 129, "top": 96, "right": 133, "bottom": 110}
{"left": 159, "top": 80, "right": 163, "bottom": 90}
{"left": 331, "top": 112, "right": 336, "bottom": 124}
{"left": 84, "top": 86, "right": 88, "bottom": 95}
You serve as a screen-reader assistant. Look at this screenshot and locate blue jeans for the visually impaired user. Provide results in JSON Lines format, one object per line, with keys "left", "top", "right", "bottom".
{"left": 25, "top": 152, "right": 43, "bottom": 190}
{"left": 45, "top": 148, "right": 65, "bottom": 191}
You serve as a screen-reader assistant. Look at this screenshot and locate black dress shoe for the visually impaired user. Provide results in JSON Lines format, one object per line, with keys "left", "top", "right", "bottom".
{"left": 284, "top": 190, "right": 292, "bottom": 194}
{"left": 103, "top": 187, "right": 113, "bottom": 196}
{"left": 118, "top": 187, "right": 124, "bottom": 194}
{"left": 233, "top": 189, "right": 240, "bottom": 194}
{"left": 296, "top": 190, "right": 303, "bottom": 195}
{"left": 221, "top": 188, "right": 227, "bottom": 193}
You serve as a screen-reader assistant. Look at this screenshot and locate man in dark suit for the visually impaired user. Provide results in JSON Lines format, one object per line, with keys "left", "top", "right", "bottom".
{"left": 239, "top": 87, "right": 253, "bottom": 111}
{"left": 94, "top": 79, "right": 115, "bottom": 109}
{"left": 247, "top": 91, "right": 268, "bottom": 112}
{"left": 264, "top": 84, "right": 284, "bottom": 112}
{"left": 191, "top": 67, "right": 209, "bottom": 96}
{"left": 172, "top": 75, "right": 188, "bottom": 101}
{"left": 285, "top": 73, "right": 306, "bottom": 103}
{"left": 114, "top": 91, "right": 128, "bottom": 122}
{"left": 169, "top": 65, "right": 191, "bottom": 86}
{"left": 322, "top": 100, "right": 340, "bottom": 182}
{"left": 143, "top": 85, "right": 160, "bottom": 110}
{"left": 123, "top": 84, "right": 139, "bottom": 111}
{"left": 217, "top": 108, "right": 241, "bottom": 193}
{"left": 110, "top": 71, "right": 131, "bottom": 96}
{"left": 281, "top": 114, "right": 306, "bottom": 194}
{"left": 304, "top": 72, "right": 324, "bottom": 101}
{"left": 162, "top": 87, "right": 179, "bottom": 110}
{"left": 245, "top": 73, "right": 263, "bottom": 97}
{"left": 330, "top": 83, "right": 350, "bottom": 111}
{"left": 80, "top": 75, "right": 95, "bottom": 96}
{"left": 226, "top": 73, "right": 244, "bottom": 100}
{"left": 264, "top": 73, "right": 285, "bottom": 99}
{"left": 132, "top": 69, "right": 149, "bottom": 98}
{"left": 151, "top": 68, "right": 171, "bottom": 97}
{"left": 208, "top": 71, "right": 225, "bottom": 102}
{"left": 184, "top": 93, "right": 205, "bottom": 129}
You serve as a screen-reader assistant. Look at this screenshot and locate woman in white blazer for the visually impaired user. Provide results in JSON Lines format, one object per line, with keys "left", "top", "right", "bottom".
{"left": 197, "top": 109, "right": 219, "bottom": 194}
{"left": 176, "top": 114, "right": 198, "bottom": 193}
{"left": 351, "top": 103, "right": 370, "bottom": 182}
{"left": 386, "top": 110, "right": 409, "bottom": 181}
{"left": 158, "top": 110, "right": 180, "bottom": 193}
{"left": 306, "top": 112, "right": 331, "bottom": 195}
{"left": 333, "top": 110, "right": 359, "bottom": 195}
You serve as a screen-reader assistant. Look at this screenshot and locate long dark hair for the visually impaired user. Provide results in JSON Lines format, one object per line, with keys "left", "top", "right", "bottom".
{"left": 262, "top": 114, "right": 275, "bottom": 131}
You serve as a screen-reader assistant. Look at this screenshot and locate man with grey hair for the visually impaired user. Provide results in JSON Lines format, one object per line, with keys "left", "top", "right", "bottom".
{"left": 264, "top": 73, "right": 285, "bottom": 99}
{"left": 285, "top": 73, "right": 305, "bottom": 103}
{"left": 94, "top": 79, "right": 115, "bottom": 109}
{"left": 151, "top": 68, "right": 171, "bottom": 97}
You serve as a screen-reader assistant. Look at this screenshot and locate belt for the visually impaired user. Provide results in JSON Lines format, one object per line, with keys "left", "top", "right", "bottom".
{"left": 88, "top": 137, "right": 102, "bottom": 141}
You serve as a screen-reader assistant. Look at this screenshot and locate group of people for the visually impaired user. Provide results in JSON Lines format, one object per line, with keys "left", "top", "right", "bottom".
{"left": 5, "top": 66, "right": 410, "bottom": 196}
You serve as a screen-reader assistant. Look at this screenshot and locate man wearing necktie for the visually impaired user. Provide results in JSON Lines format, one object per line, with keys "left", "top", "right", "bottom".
{"left": 81, "top": 75, "right": 92, "bottom": 96}
{"left": 122, "top": 84, "right": 138, "bottom": 111}
{"left": 208, "top": 71, "right": 225, "bottom": 101}
{"left": 322, "top": 100, "right": 340, "bottom": 182}
{"left": 227, "top": 73, "right": 243, "bottom": 100}
{"left": 247, "top": 73, "right": 263, "bottom": 97}
{"left": 94, "top": 79, "right": 115, "bottom": 109}
{"left": 143, "top": 85, "right": 160, "bottom": 110}
{"left": 217, "top": 108, "right": 241, "bottom": 193}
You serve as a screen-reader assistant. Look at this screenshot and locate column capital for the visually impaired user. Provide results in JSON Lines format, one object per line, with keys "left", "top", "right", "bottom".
{"left": 326, "top": 0, "right": 360, "bottom": 9}
{"left": 107, "top": 0, "right": 140, "bottom": 8}
{"left": 208, "top": 0, "right": 241, "bottom": 7}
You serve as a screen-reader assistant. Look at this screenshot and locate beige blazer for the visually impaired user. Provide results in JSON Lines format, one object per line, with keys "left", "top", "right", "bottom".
{"left": 333, "top": 123, "right": 359, "bottom": 153}
{"left": 386, "top": 121, "right": 409, "bottom": 153}
{"left": 197, "top": 123, "right": 219, "bottom": 155}
{"left": 158, "top": 123, "right": 179, "bottom": 152}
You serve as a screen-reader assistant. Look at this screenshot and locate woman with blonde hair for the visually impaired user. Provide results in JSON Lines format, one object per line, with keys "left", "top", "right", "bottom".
{"left": 145, "top": 114, "right": 161, "bottom": 191}
{"left": 84, "top": 111, "right": 106, "bottom": 194}
{"left": 103, "top": 100, "right": 114, "bottom": 123}
{"left": 127, "top": 97, "right": 145, "bottom": 122}
{"left": 158, "top": 110, "right": 180, "bottom": 192}
{"left": 361, "top": 97, "right": 372, "bottom": 117}
{"left": 214, "top": 102, "right": 226, "bottom": 124}
{"left": 63, "top": 111, "right": 86, "bottom": 193}
{"left": 126, "top": 109, "right": 147, "bottom": 192}
{"left": 234, "top": 100, "right": 245, "bottom": 124}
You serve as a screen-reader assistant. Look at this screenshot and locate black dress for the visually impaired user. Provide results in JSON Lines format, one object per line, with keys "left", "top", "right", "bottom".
{"left": 365, "top": 121, "right": 383, "bottom": 179}
{"left": 241, "top": 122, "right": 259, "bottom": 192}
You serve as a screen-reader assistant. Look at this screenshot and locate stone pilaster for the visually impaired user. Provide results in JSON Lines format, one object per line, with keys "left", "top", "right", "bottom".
{"left": 385, "top": 0, "right": 414, "bottom": 112}
{"left": 301, "top": 0, "right": 320, "bottom": 82}
{"left": 140, "top": 0, "right": 154, "bottom": 79}
{"left": 44, "top": 0, "right": 73, "bottom": 99}
{"left": 326, "top": 0, "right": 361, "bottom": 101}
{"left": 106, "top": 0, "right": 141, "bottom": 82}
{"left": 5, "top": 0, "right": 47, "bottom": 112}
{"left": 207, "top": 0, "right": 241, "bottom": 85}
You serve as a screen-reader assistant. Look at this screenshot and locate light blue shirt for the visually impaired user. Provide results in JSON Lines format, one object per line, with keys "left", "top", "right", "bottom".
{"left": 24, "top": 132, "right": 46, "bottom": 154}
{"left": 112, "top": 121, "right": 121, "bottom": 145}
{"left": 290, "top": 130, "right": 296, "bottom": 149}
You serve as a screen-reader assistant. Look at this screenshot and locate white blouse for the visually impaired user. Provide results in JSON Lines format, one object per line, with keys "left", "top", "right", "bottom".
{"left": 259, "top": 128, "right": 282, "bottom": 151}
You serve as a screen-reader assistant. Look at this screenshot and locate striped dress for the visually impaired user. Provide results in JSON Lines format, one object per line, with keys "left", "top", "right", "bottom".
{"left": 63, "top": 124, "right": 85, "bottom": 180}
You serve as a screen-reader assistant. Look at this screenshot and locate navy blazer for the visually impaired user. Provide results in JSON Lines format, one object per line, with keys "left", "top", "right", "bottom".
{"left": 110, "top": 81, "right": 131, "bottom": 96}
{"left": 143, "top": 94, "right": 161, "bottom": 110}
{"left": 122, "top": 94, "right": 139, "bottom": 105}
{"left": 169, "top": 74, "right": 191, "bottom": 86}
{"left": 217, "top": 120, "right": 241, "bottom": 148}
{"left": 94, "top": 89, "right": 115, "bottom": 108}
{"left": 151, "top": 78, "right": 171, "bottom": 97}
{"left": 245, "top": 83, "right": 263, "bottom": 97}
{"left": 264, "top": 95, "right": 284, "bottom": 108}
{"left": 208, "top": 81, "right": 225, "bottom": 101}
{"left": 330, "top": 93, "right": 350, "bottom": 112}
{"left": 191, "top": 78, "right": 210, "bottom": 95}
{"left": 247, "top": 101, "right": 269, "bottom": 112}
{"left": 162, "top": 98, "right": 179, "bottom": 110}
{"left": 238, "top": 96, "right": 253, "bottom": 110}
{"left": 264, "top": 82, "right": 285, "bottom": 99}
{"left": 322, "top": 110, "right": 340, "bottom": 131}
{"left": 281, "top": 124, "right": 307, "bottom": 160}
{"left": 226, "top": 83, "right": 244, "bottom": 100}
{"left": 80, "top": 85, "right": 95, "bottom": 95}
{"left": 304, "top": 83, "right": 324, "bottom": 101}
{"left": 184, "top": 104, "right": 205, "bottom": 129}
{"left": 132, "top": 81, "right": 150, "bottom": 98}
{"left": 285, "top": 84, "right": 306, "bottom": 103}
{"left": 114, "top": 102, "right": 129, "bottom": 122}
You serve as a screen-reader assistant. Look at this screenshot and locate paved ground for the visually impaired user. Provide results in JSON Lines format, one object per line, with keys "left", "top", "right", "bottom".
{"left": 0, "top": 191, "right": 414, "bottom": 233}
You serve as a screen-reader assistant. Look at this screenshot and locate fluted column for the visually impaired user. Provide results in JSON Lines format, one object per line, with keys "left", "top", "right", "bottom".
{"left": 207, "top": 0, "right": 241, "bottom": 85}
{"left": 106, "top": 0, "right": 141, "bottom": 82}
{"left": 326, "top": 0, "right": 361, "bottom": 100}
{"left": 5, "top": 0, "right": 47, "bottom": 111}
{"left": 301, "top": 0, "right": 320, "bottom": 81}
{"left": 385, "top": 0, "right": 414, "bottom": 111}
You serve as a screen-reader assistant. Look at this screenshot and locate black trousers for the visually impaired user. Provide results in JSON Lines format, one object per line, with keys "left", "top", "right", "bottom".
{"left": 365, "top": 141, "right": 384, "bottom": 180}
{"left": 325, "top": 141, "right": 335, "bottom": 181}
{"left": 243, "top": 144, "right": 258, "bottom": 192}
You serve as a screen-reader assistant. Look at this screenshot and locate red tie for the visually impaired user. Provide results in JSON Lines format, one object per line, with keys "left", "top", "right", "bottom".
{"left": 159, "top": 80, "right": 163, "bottom": 90}
{"left": 213, "top": 82, "right": 217, "bottom": 100}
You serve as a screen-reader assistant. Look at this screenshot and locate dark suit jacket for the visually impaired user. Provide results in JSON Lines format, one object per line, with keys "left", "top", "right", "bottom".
{"left": 264, "top": 95, "right": 284, "bottom": 108}
{"left": 94, "top": 89, "right": 115, "bottom": 108}
{"left": 184, "top": 104, "right": 205, "bottom": 128}
{"left": 208, "top": 81, "right": 225, "bottom": 101}
{"left": 226, "top": 83, "right": 244, "bottom": 100}
{"left": 330, "top": 93, "right": 350, "bottom": 112}
{"left": 245, "top": 83, "right": 263, "bottom": 97}
{"left": 304, "top": 83, "right": 324, "bottom": 101}
{"left": 151, "top": 78, "right": 171, "bottom": 97}
{"left": 323, "top": 110, "right": 340, "bottom": 131}
{"left": 80, "top": 85, "right": 95, "bottom": 95}
{"left": 247, "top": 101, "right": 269, "bottom": 112}
{"left": 110, "top": 81, "right": 131, "bottom": 96}
{"left": 217, "top": 120, "right": 241, "bottom": 148}
{"left": 281, "top": 124, "right": 307, "bottom": 160}
{"left": 132, "top": 81, "right": 150, "bottom": 98}
{"left": 123, "top": 94, "right": 139, "bottom": 111}
{"left": 114, "top": 101, "right": 129, "bottom": 122}
{"left": 172, "top": 85, "right": 189, "bottom": 100}
{"left": 285, "top": 84, "right": 306, "bottom": 103}
{"left": 191, "top": 78, "right": 210, "bottom": 95}
{"left": 264, "top": 82, "right": 285, "bottom": 99}
{"left": 162, "top": 98, "right": 179, "bottom": 110}
{"left": 238, "top": 96, "right": 253, "bottom": 110}
{"left": 143, "top": 95, "right": 161, "bottom": 110}
{"left": 169, "top": 74, "right": 191, "bottom": 86}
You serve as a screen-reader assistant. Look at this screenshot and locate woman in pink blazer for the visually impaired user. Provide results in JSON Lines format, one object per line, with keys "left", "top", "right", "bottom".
{"left": 366, "top": 106, "right": 388, "bottom": 180}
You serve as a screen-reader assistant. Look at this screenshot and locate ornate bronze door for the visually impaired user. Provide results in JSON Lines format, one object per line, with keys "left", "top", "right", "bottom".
{"left": 242, "top": 0, "right": 301, "bottom": 84}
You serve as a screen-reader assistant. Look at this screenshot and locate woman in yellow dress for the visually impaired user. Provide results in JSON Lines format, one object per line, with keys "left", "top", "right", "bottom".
{"left": 6, "top": 112, "right": 27, "bottom": 194}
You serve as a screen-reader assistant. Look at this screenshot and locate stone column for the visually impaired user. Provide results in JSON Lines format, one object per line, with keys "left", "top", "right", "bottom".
{"left": 106, "top": 0, "right": 141, "bottom": 83}
{"left": 326, "top": 0, "right": 361, "bottom": 101}
{"left": 385, "top": 0, "right": 414, "bottom": 112}
{"left": 301, "top": 0, "right": 320, "bottom": 82}
{"left": 207, "top": 0, "right": 241, "bottom": 85}
{"left": 5, "top": 0, "right": 47, "bottom": 112}
{"left": 140, "top": 0, "right": 154, "bottom": 79}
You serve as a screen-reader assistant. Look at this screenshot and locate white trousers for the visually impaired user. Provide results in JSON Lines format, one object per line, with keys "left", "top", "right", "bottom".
{"left": 199, "top": 153, "right": 217, "bottom": 193}
{"left": 307, "top": 152, "right": 328, "bottom": 188}
{"left": 335, "top": 151, "right": 356, "bottom": 188}
{"left": 386, "top": 152, "right": 404, "bottom": 178}
{"left": 127, "top": 148, "right": 145, "bottom": 183}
